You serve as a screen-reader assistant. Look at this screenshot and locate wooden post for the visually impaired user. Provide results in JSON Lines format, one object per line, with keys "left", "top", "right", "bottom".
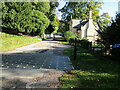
{"left": 89, "top": 42, "right": 92, "bottom": 52}
{"left": 74, "top": 38, "right": 77, "bottom": 60}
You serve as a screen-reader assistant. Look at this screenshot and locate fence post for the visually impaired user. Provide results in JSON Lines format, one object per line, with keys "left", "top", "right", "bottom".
{"left": 93, "top": 42, "right": 95, "bottom": 52}
{"left": 74, "top": 38, "right": 77, "bottom": 60}
{"left": 89, "top": 42, "right": 92, "bottom": 52}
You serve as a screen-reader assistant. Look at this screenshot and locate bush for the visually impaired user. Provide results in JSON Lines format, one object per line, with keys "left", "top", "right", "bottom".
{"left": 64, "top": 31, "right": 76, "bottom": 41}
{"left": 69, "top": 38, "right": 75, "bottom": 45}
{"left": 110, "top": 48, "right": 120, "bottom": 59}
{"left": 79, "top": 39, "right": 90, "bottom": 49}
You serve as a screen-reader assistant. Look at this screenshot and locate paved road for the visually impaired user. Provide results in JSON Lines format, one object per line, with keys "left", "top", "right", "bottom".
{"left": 0, "top": 40, "right": 74, "bottom": 88}
{"left": 1, "top": 40, "right": 74, "bottom": 70}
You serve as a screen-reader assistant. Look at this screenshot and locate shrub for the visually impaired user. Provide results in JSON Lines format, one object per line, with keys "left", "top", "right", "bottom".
{"left": 64, "top": 31, "right": 76, "bottom": 41}
{"left": 69, "top": 38, "right": 75, "bottom": 45}
{"left": 79, "top": 39, "right": 90, "bottom": 49}
{"left": 110, "top": 48, "right": 120, "bottom": 59}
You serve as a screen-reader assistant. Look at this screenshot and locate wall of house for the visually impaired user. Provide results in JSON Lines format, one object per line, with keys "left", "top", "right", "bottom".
{"left": 72, "top": 20, "right": 81, "bottom": 28}
{"left": 77, "top": 30, "right": 82, "bottom": 38}
{"left": 72, "top": 28, "right": 77, "bottom": 33}
{"left": 70, "top": 19, "right": 100, "bottom": 42}
{"left": 81, "top": 23, "right": 88, "bottom": 38}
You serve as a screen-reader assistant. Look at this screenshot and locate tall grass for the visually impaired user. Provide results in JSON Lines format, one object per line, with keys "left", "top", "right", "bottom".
{"left": 0, "top": 32, "right": 41, "bottom": 52}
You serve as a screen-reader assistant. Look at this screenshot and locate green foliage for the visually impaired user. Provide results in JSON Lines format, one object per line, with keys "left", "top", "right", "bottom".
{"left": 58, "top": 20, "right": 66, "bottom": 35}
{"left": 98, "top": 14, "right": 120, "bottom": 45}
{"left": 51, "top": 16, "right": 59, "bottom": 34}
{"left": 99, "top": 12, "right": 111, "bottom": 27}
{"left": 69, "top": 38, "right": 75, "bottom": 45}
{"left": 59, "top": 0, "right": 103, "bottom": 21}
{"left": 110, "top": 48, "right": 120, "bottom": 58}
{"left": 64, "top": 31, "right": 76, "bottom": 41}
{"left": 46, "top": 15, "right": 59, "bottom": 34}
{"left": 32, "top": 2, "right": 50, "bottom": 15}
{"left": 79, "top": 39, "right": 90, "bottom": 49}
{"left": 2, "top": 2, "right": 33, "bottom": 33}
{"left": 2, "top": 2, "right": 58, "bottom": 37}
{"left": 97, "top": 14, "right": 120, "bottom": 55}
{"left": 31, "top": 10, "right": 50, "bottom": 35}
{"left": 53, "top": 37, "right": 65, "bottom": 41}
{"left": 58, "top": 20, "right": 70, "bottom": 37}
{"left": 46, "top": 2, "right": 59, "bottom": 34}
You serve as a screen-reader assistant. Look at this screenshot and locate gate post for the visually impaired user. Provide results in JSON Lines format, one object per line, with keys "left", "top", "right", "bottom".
{"left": 74, "top": 38, "right": 77, "bottom": 60}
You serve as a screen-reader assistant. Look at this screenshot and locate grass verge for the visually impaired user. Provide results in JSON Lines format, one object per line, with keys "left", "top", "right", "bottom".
{"left": 54, "top": 37, "right": 69, "bottom": 45}
{"left": 60, "top": 48, "right": 120, "bottom": 88}
{"left": 0, "top": 32, "right": 41, "bottom": 52}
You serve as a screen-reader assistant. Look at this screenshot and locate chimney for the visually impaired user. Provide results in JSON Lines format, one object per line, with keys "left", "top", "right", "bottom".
{"left": 87, "top": 8, "right": 94, "bottom": 37}
{"left": 89, "top": 8, "right": 92, "bottom": 19}
{"left": 88, "top": 8, "right": 93, "bottom": 27}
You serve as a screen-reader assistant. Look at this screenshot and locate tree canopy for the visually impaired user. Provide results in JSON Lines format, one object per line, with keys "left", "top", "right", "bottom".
{"left": 45, "top": 2, "right": 59, "bottom": 34}
{"left": 2, "top": 1, "right": 59, "bottom": 36}
{"left": 59, "top": 0, "right": 103, "bottom": 21}
{"left": 99, "top": 12, "right": 111, "bottom": 28}
{"left": 98, "top": 13, "right": 120, "bottom": 45}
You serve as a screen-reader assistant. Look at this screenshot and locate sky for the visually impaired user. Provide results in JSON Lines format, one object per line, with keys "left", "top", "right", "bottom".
{"left": 56, "top": 0, "right": 119, "bottom": 20}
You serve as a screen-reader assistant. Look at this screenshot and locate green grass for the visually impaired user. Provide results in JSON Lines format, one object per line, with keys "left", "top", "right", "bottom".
{"left": 60, "top": 48, "right": 120, "bottom": 88}
{"left": 54, "top": 37, "right": 70, "bottom": 45}
{"left": 92, "top": 44, "right": 104, "bottom": 47}
{"left": 61, "top": 42, "right": 69, "bottom": 45}
{"left": 0, "top": 32, "right": 41, "bottom": 52}
{"left": 54, "top": 37, "right": 65, "bottom": 41}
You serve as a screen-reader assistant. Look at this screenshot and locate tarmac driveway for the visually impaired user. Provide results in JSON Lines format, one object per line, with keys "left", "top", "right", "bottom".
{"left": 0, "top": 40, "right": 74, "bottom": 88}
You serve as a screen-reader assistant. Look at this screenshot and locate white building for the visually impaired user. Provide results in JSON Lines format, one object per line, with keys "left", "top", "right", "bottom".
{"left": 69, "top": 9, "right": 101, "bottom": 42}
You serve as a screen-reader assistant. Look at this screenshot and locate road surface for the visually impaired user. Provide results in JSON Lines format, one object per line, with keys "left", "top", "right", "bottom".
{"left": 0, "top": 39, "right": 74, "bottom": 88}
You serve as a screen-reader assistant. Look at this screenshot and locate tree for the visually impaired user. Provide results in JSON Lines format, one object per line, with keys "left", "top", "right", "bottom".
{"left": 59, "top": 0, "right": 103, "bottom": 21}
{"left": 99, "top": 12, "right": 111, "bottom": 28}
{"left": 2, "top": 2, "right": 50, "bottom": 36}
{"left": 0, "top": 2, "right": 2, "bottom": 27}
{"left": 2, "top": 1, "right": 60, "bottom": 36}
{"left": 31, "top": 10, "right": 50, "bottom": 36}
{"left": 32, "top": 2, "right": 50, "bottom": 15}
{"left": 2, "top": 2, "right": 33, "bottom": 33}
{"left": 46, "top": 2, "right": 59, "bottom": 34}
{"left": 98, "top": 13, "right": 120, "bottom": 55}
{"left": 58, "top": 20, "right": 66, "bottom": 36}
{"left": 46, "top": 14, "right": 59, "bottom": 34}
